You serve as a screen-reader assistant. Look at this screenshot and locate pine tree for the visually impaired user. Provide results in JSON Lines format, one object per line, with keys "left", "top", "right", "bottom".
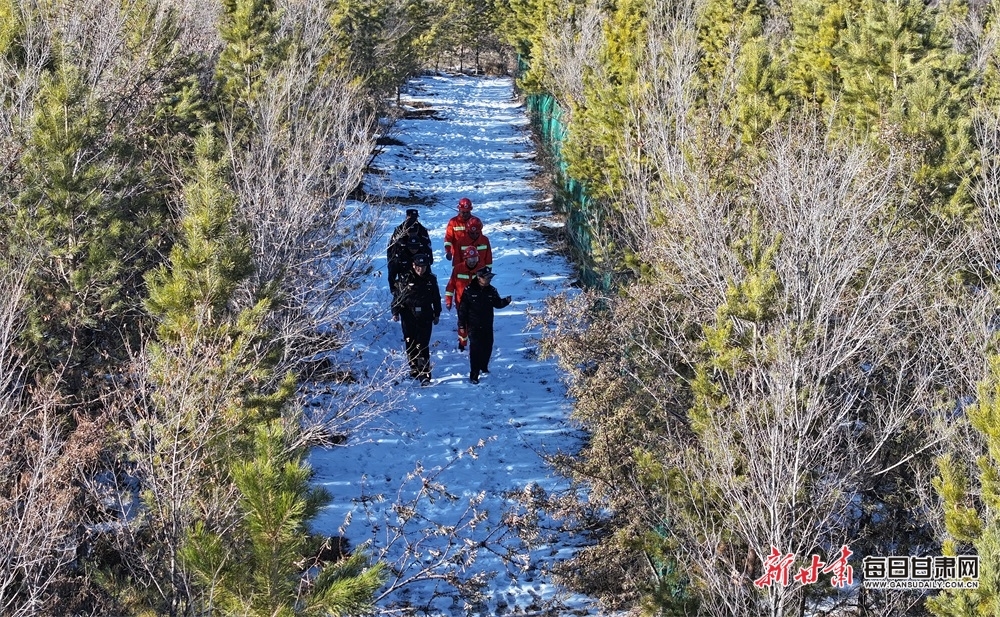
{"left": 614, "top": 221, "right": 790, "bottom": 615}
{"left": 619, "top": 233, "right": 779, "bottom": 613}
{"left": 136, "top": 128, "right": 384, "bottom": 614}
{"left": 11, "top": 60, "right": 133, "bottom": 387}
{"left": 688, "top": 220, "right": 781, "bottom": 433}
{"left": 327, "top": 0, "right": 388, "bottom": 85}
{"left": 0, "top": 0, "right": 22, "bottom": 60}
{"left": 0, "top": 0, "right": 25, "bottom": 246}
{"left": 501, "top": 0, "right": 576, "bottom": 93}
{"left": 215, "top": 0, "right": 288, "bottom": 129}
{"left": 727, "top": 35, "right": 789, "bottom": 146}
{"left": 696, "top": 0, "right": 766, "bottom": 93}
{"left": 561, "top": 0, "right": 646, "bottom": 203}
{"left": 326, "top": 0, "right": 430, "bottom": 95}
{"left": 144, "top": 128, "right": 283, "bottom": 431}
{"left": 783, "top": 0, "right": 852, "bottom": 108}
{"left": 929, "top": 351, "right": 1000, "bottom": 615}
{"left": 126, "top": 129, "right": 277, "bottom": 614}
{"left": 4, "top": 0, "right": 187, "bottom": 394}
{"left": 696, "top": 0, "right": 788, "bottom": 145}
{"left": 180, "top": 422, "right": 386, "bottom": 616}
{"left": 430, "top": 0, "right": 505, "bottom": 72}
{"left": 975, "top": 0, "right": 1000, "bottom": 108}
{"left": 831, "top": 0, "right": 974, "bottom": 219}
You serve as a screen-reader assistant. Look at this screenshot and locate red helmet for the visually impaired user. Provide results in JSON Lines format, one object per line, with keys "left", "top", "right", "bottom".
{"left": 467, "top": 217, "right": 482, "bottom": 236}
{"left": 463, "top": 245, "right": 479, "bottom": 262}
{"left": 458, "top": 197, "right": 473, "bottom": 212}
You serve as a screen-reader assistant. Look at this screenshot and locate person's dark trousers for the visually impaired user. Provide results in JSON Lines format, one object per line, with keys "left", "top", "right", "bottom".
{"left": 468, "top": 329, "right": 494, "bottom": 380}
{"left": 401, "top": 314, "right": 433, "bottom": 379}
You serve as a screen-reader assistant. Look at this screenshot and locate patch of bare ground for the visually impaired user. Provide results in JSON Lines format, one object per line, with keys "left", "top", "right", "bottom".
{"left": 399, "top": 100, "right": 445, "bottom": 121}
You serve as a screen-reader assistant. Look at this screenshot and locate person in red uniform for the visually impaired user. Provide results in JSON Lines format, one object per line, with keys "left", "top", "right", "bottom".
{"left": 444, "top": 197, "right": 474, "bottom": 263}
{"left": 444, "top": 245, "right": 480, "bottom": 350}
{"left": 458, "top": 266, "right": 511, "bottom": 383}
{"left": 456, "top": 216, "right": 492, "bottom": 269}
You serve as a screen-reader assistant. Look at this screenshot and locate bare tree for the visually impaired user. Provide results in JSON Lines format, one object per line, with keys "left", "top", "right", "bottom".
{"left": 532, "top": 104, "right": 957, "bottom": 614}
{"left": 109, "top": 338, "right": 256, "bottom": 615}
{"left": 919, "top": 104, "right": 1000, "bottom": 616}
{"left": 221, "top": 0, "right": 392, "bottom": 445}
{"left": 657, "top": 122, "right": 947, "bottom": 616}
{"left": 0, "top": 1, "right": 53, "bottom": 200}
{"left": 0, "top": 261, "right": 85, "bottom": 617}
{"left": 540, "top": 0, "right": 604, "bottom": 109}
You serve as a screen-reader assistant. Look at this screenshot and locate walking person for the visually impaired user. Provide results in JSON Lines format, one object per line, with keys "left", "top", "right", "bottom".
{"left": 387, "top": 225, "right": 433, "bottom": 298}
{"left": 443, "top": 197, "right": 474, "bottom": 263}
{"left": 390, "top": 208, "right": 431, "bottom": 247}
{"left": 445, "top": 245, "right": 481, "bottom": 350}
{"left": 458, "top": 266, "right": 511, "bottom": 384}
{"left": 456, "top": 216, "right": 492, "bottom": 270}
{"left": 392, "top": 253, "right": 441, "bottom": 384}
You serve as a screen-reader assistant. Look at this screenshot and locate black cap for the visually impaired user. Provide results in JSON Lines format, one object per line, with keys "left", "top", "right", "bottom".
{"left": 476, "top": 266, "right": 493, "bottom": 278}
{"left": 406, "top": 208, "right": 419, "bottom": 218}
{"left": 412, "top": 253, "right": 431, "bottom": 267}
{"left": 406, "top": 237, "right": 424, "bottom": 252}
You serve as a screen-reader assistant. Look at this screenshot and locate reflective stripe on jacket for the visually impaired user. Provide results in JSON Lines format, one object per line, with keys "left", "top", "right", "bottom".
{"left": 445, "top": 262, "right": 478, "bottom": 306}
{"left": 457, "top": 236, "right": 493, "bottom": 268}
{"left": 444, "top": 214, "right": 472, "bottom": 250}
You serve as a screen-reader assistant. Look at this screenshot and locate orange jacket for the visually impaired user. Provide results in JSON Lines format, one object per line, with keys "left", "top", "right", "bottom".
{"left": 444, "top": 256, "right": 480, "bottom": 309}
{"left": 456, "top": 233, "right": 492, "bottom": 270}
{"left": 443, "top": 213, "right": 473, "bottom": 260}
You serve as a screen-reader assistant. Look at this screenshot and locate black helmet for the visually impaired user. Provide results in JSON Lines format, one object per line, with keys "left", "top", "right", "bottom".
{"left": 412, "top": 253, "right": 431, "bottom": 267}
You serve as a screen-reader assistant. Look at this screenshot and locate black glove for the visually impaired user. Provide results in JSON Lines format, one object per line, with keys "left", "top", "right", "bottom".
{"left": 433, "top": 316, "right": 439, "bottom": 325}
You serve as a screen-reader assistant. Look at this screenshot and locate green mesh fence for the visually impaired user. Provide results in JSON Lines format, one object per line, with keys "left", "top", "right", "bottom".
{"left": 519, "top": 61, "right": 611, "bottom": 290}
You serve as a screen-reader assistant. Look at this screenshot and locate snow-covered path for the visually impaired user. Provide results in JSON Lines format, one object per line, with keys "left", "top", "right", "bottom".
{"left": 309, "top": 74, "right": 592, "bottom": 615}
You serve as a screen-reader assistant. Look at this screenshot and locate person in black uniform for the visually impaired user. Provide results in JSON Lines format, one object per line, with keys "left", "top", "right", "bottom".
{"left": 457, "top": 266, "right": 511, "bottom": 384}
{"left": 387, "top": 226, "right": 433, "bottom": 298}
{"left": 391, "top": 208, "right": 431, "bottom": 246}
{"left": 392, "top": 253, "right": 441, "bottom": 384}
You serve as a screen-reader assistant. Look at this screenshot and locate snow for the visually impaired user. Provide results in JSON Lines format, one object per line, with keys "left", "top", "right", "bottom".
{"left": 308, "top": 74, "right": 598, "bottom": 615}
